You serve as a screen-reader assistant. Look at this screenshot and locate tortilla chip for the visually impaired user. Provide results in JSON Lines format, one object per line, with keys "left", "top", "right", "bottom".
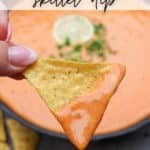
{"left": 24, "top": 58, "right": 110, "bottom": 112}
{"left": 24, "top": 58, "right": 125, "bottom": 149}
{"left": 0, "top": 111, "right": 6, "bottom": 142}
{"left": 6, "top": 119, "right": 39, "bottom": 150}
{"left": 0, "top": 142, "right": 9, "bottom": 150}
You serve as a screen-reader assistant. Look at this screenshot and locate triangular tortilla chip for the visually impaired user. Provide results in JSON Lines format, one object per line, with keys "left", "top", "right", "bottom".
{"left": 0, "top": 111, "right": 6, "bottom": 142}
{"left": 24, "top": 58, "right": 125, "bottom": 149}
{"left": 6, "top": 119, "right": 39, "bottom": 150}
{"left": 0, "top": 142, "right": 9, "bottom": 150}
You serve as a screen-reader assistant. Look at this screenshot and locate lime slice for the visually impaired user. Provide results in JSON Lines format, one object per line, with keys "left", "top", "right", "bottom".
{"left": 53, "top": 15, "right": 94, "bottom": 45}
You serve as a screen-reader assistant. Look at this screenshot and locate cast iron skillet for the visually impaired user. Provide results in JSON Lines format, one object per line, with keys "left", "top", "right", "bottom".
{"left": 0, "top": 101, "right": 149, "bottom": 141}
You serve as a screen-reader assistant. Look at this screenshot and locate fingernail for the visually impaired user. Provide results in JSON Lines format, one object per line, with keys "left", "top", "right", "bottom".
{"left": 8, "top": 46, "right": 37, "bottom": 66}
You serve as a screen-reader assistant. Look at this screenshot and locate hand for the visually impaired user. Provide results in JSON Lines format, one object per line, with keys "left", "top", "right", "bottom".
{"left": 0, "top": 11, "right": 37, "bottom": 76}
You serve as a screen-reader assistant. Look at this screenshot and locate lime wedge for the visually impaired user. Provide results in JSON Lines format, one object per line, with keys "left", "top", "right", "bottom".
{"left": 53, "top": 15, "right": 94, "bottom": 45}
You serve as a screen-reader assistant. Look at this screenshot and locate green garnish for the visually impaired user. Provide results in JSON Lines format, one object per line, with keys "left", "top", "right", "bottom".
{"left": 63, "top": 50, "right": 83, "bottom": 62}
{"left": 62, "top": 44, "right": 83, "bottom": 62}
{"left": 73, "top": 44, "right": 82, "bottom": 52}
{"left": 64, "top": 37, "right": 71, "bottom": 46}
{"left": 56, "top": 37, "right": 71, "bottom": 51}
{"left": 86, "top": 23, "right": 105, "bottom": 58}
{"left": 55, "top": 22, "right": 116, "bottom": 62}
{"left": 86, "top": 39, "right": 106, "bottom": 58}
{"left": 87, "top": 40, "right": 104, "bottom": 52}
{"left": 94, "top": 24, "right": 105, "bottom": 35}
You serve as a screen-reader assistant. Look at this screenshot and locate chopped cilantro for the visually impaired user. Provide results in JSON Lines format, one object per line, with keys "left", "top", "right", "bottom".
{"left": 56, "top": 37, "right": 71, "bottom": 51}
{"left": 94, "top": 24, "right": 104, "bottom": 35}
{"left": 63, "top": 50, "right": 83, "bottom": 62}
{"left": 73, "top": 44, "right": 82, "bottom": 52}
{"left": 87, "top": 39, "right": 105, "bottom": 53}
{"left": 64, "top": 37, "right": 71, "bottom": 46}
{"left": 55, "top": 23, "right": 116, "bottom": 62}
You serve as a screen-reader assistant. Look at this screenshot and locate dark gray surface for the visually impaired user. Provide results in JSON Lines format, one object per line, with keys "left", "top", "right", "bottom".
{"left": 39, "top": 124, "right": 150, "bottom": 150}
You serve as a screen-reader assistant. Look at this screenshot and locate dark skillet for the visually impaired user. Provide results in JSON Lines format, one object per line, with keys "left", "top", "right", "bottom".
{"left": 0, "top": 101, "right": 150, "bottom": 141}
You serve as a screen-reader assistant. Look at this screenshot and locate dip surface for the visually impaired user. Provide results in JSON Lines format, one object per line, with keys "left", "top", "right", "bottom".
{"left": 0, "top": 11, "right": 149, "bottom": 135}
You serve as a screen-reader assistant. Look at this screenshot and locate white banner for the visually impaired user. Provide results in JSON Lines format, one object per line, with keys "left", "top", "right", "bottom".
{"left": 0, "top": 0, "right": 150, "bottom": 11}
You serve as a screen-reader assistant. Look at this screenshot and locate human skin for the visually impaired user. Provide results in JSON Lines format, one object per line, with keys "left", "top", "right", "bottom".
{"left": 0, "top": 11, "right": 37, "bottom": 76}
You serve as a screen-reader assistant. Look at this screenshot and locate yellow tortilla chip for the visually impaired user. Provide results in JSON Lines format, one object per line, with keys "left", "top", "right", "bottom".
{"left": 24, "top": 58, "right": 110, "bottom": 112}
{"left": 24, "top": 58, "right": 125, "bottom": 149}
{"left": 0, "top": 142, "right": 9, "bottom": 150}
{"left": 0, "top": 111, "right": 6, "bottom": 142}
{"left": 6, "top": 119, "right": 39, "bottom": 150}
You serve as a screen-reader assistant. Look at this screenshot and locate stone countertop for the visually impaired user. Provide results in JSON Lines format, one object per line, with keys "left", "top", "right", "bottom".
{"left": 39, "top": 123, "right": 150, "bottom": 150}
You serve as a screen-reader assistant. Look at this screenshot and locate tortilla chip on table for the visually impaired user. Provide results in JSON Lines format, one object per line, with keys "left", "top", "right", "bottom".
{"left": 6, "top": 119, "right": 39, "bottom": 150}
{"left": 0, "top": 112, "right": 9, "bottom": 150}
{"left": 24, "top": 58, "right": 125, "bottom": 149}
{"left": 0, "top": 142, "right": 9, "bottom": 150}
{"left": 0, "top": 111, "right": 7, "bottom": 142}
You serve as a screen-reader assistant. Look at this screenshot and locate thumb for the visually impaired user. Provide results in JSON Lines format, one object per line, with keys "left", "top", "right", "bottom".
{"left": 0, "top": 41, "right": 37, "bottom": 76}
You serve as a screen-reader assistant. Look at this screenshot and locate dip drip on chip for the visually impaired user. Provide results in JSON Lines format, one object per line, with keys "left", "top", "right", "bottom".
{"left": 24, "top": 58, "right": 125, "bottom": 149}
